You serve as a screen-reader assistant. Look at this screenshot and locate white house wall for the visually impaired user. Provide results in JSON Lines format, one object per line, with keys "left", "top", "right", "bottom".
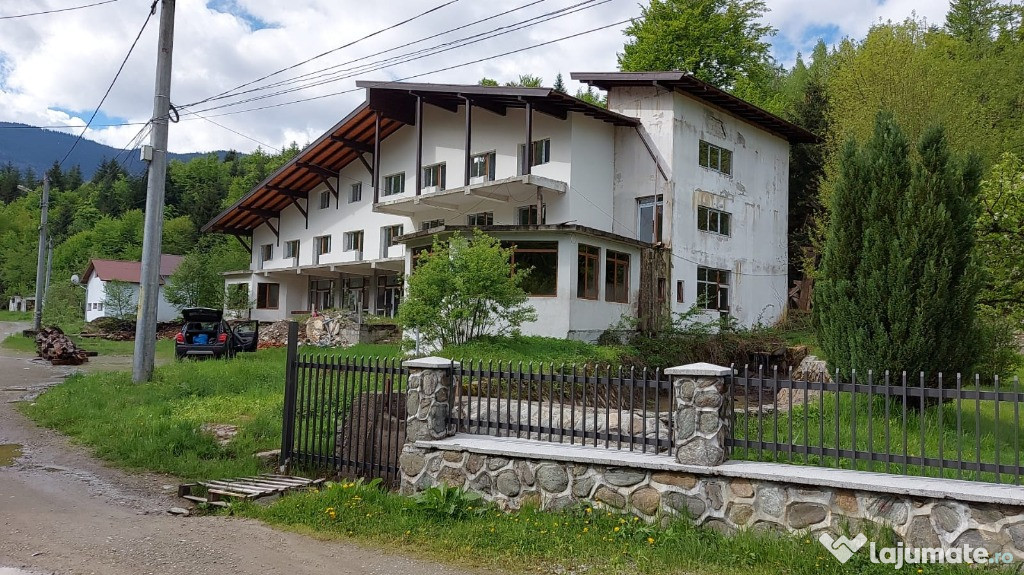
{"left": 83, "top": 274, "right": 178, "bottom": 323}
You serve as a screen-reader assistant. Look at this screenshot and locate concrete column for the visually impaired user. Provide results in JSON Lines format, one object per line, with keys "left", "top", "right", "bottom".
{"left": 403, "top": 356, "right": 459, "bottom": 442}
{"left": 665, "top": 362, "right": 732, "bottom": 466}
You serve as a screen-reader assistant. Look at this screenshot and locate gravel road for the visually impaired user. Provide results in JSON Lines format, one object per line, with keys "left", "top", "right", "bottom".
{"left": 0, "top": 322, "right": 481, "bottom": 575}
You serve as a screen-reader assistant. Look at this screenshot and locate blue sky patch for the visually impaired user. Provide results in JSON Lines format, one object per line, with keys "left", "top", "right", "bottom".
{"left": 207, "top": 0, "right": 277, "bottom": 31}
{"left": 52, "top": 107, "right": 130, "bottom": 128}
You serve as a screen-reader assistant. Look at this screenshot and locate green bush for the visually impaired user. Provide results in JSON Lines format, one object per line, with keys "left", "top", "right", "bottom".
{"left": 974, "top": 308, "right": 1023, "bottom": 378}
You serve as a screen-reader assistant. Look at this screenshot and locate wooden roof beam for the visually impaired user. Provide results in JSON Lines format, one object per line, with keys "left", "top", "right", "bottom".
{"left": 296, "top": 162, "right": 337, "bottom": 180}
{"left": 239, "top": 206, "right": 280, "bottom": 219}
{"left": 328, "top": 135, "right": 372, "bottom": 153}
{"left": 265, "top": 184, "right": 307, "bottom": 198}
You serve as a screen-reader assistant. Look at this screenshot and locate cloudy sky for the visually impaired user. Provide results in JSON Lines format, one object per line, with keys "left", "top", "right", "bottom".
{"left": 0, "top": 0, "right": 949, "bottom": 155}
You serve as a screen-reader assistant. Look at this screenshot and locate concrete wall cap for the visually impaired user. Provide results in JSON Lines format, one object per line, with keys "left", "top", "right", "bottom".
{"left": 664, "top": 362, "right": 733, "bottom": 377}
{"left": 403, "top": 356, "right": 460, "bottom": 369}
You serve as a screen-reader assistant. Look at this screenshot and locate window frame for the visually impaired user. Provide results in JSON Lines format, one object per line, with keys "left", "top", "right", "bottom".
{"left": 637, "top": 195, "right": 664, "bottom": 243}
{"left": 422, "top": 162, "right": 446, "bottom": 191}
{"left": 343, "top": 230, "right": 364, "bottom": 252}
{"left": 314, "top": 235, "right": 332, "bottom": 256}
{"left": 420, "top": 219, "right": 445, "bottom": 231}
{"left": 349, "top": 182, "right": 362, "bottom": 203}
{"left": 260, "top": 243, "right": 273, "bottom": 263}
{"left": 319, "top": 189, "right": 331, "bottom": 210}
{"left": 383, "top": 172, "right": 405, "bottom": 196}
{"left": 256, "top": 282, "right": 280, "bottom": 310}
{"left": 605, "top": 250, "right": 630, "bottom": 304}
{"left": 469, "top": 151, "right": 496, "bottom": 182}
{"left": 516, "top": 204, "right": 546, "bottom": 225}
{"left": 467, "top": 211, "right": 494, "bottom": 226}
{"left": 518, "top": 138, "right": 551, "bottom": 172}
{"left": 506, "top": 240, "right": 558, "bottom": 297}
{"left": 698, "top": 140, "right": 733, "bottom": 176}
{"left": 697, "top": 205, "right": 732, "bottom": 236}
{"left": 576, "top": 244, "right": 600, "bottom": 300}
{"left": 284, "top": 240, "right": 300, "bottom": 259}
{"left": 696, "top": 266, "right": 730, "bottom": 311}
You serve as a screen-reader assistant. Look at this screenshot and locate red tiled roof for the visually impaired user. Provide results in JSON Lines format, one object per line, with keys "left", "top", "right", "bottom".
{"left": 82, "top": 255, "right": 184, "bottom": 285}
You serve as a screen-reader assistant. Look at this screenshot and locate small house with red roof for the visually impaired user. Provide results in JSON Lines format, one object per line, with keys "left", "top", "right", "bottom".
{"left": 80, "top": 255, "right": 184, "bottom": 323}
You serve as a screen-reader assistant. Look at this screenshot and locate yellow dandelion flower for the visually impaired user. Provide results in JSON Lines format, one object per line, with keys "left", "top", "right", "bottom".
{"left": 647, "top": 537, "right": 655, "bottom": 544}
{"left": 614, "top": 527, "right": 620, "bottom": 532}
{"left": 583, "top": 527, "right": 589, "bottom": 533}
{"left": 585, "top": 507, "right": 592, "bottom": 514}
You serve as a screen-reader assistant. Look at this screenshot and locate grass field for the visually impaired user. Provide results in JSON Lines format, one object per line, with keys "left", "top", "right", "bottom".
{"left": 0, "top": 310, "right": 32, "bottom": 322}
{"left": 2, "top": 332, "right": 176, "bottom": 359}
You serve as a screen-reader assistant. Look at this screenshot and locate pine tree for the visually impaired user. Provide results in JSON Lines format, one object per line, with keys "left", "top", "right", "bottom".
{"left": 553, "top": 73, "right": 566, "bottom": 93}
{"left": 815, "top": 112, "right": 981, "bottom": 379}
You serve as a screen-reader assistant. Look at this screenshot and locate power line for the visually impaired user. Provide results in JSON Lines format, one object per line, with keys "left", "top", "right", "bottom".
{"left": 197, "top": 0, "right": 549, "bottom": 105}
{"left": 186, "top": 0, "right": 462, "bottom": 109}
{"left": 0, "top": 121, "right": 149, "bottom": 130}
{"left": 0, "top": 0, "right": 119, "bottom": 20}
{"left": 184, "top": 16, "right": 631, "bottom": 120}
{"left": 181, "top": 0, "right": 610, "bottom": 115}
{"left": 58, "top": 0, "right": 158, "bottom": 168}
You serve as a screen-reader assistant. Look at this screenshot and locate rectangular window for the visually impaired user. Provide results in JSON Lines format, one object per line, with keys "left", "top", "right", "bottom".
{"left": 376, "top": 274, "right": 403, "bottom": 317}
{"left": 342, "top": 277, "right": 368, "bottom": 312}
{"left": 605, "top": 250, "right": 630, "bottom": 303}
{"left": 309, "top": 279, "right": 334, "bottom": 312}
{"left": 518, "top": 138, "right": 551, "bottom": 173}
{"left": 343, "top": 230, "right": 364, "bottom": 252}
{"left": 383, "top": 172, "right": 405, "bottom": 196}
{"left": 697, "top": 206, "right": 732, "bottom": 236}
{"left": 315, "top": 235, "right": 331, "bottom": 255}
{"left": 676, "top": 280, "right": 684, "bottom": 303}
{"left": 637, "top": 195, "right": 664, "bottom": 243}
{"left": 380, "top": 224, "right": 403, "bottom": 248}
{"left": 422, "top": 163, "right": 446, "bottom": 191}
{"left": 699, "top": 140, "right": 733, "bottom": 175}
{"left": 420, "top": 219, "right": 445, "bottom": 231}
{"left": 350, "top": 182, "right": 362, "bottom": 203}
{"left": 260, "top": 244, "right": 273, "bottom": 263}
{"left": 516, "top": 204, "right": 546, "bottom": 225}
{"left": 256, "top": 282, "right": 280, "bottom": 309}
{"left": 319, "top": 189, "right": 331, "bottom": 209}
{"left": 284, "top": 240, "right": 299, "bottom": 259}
{"left": 577, "top": 244, "right": 600, "bottom": 300}
{"left": 469, "top": 151, "right": 496, "bottom": 182}
{"left": 697, "top": 267, "right": 730, "bottom": 311}
{"left": 506, "top": 241, "right": 558, "bottom": 296}
{"left": 467, "top": 211, "right": 494, "bottom": 226}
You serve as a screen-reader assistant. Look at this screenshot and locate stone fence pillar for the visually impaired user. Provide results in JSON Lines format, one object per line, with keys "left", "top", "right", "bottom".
{"left": 665, "top": 362, "right": 733, "bottom": 466}
{"left": 403, "top": 356, "right": 459, "bottom": 442}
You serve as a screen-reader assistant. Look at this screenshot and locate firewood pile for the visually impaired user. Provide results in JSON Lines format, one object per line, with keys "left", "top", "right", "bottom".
{"left": 35, "top": 327, "right": 89, "bottom": 365}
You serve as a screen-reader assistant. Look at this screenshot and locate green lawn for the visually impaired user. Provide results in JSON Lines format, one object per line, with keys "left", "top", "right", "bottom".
{"left": 2, "top": 332, "right": 175, "bottom": 359}
{"left": 0, "top": 310, "right": 32, "bottom": 322}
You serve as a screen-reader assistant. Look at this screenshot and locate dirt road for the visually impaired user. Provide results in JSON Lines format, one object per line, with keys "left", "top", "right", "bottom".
{"left": 0, "top": 322, "right": 479, "bottom": 575}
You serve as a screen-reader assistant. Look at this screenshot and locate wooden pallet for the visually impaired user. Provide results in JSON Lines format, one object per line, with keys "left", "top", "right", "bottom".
{"left": 178, "top": 474, "right": 324, "bottom": 507}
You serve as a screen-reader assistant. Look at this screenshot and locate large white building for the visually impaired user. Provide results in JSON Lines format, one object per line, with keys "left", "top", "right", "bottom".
{"left": 81, "top": 256, "right": 182, "bottom": 323}
{"left": 204, "top": 72, "right": 814, "bottom": 340}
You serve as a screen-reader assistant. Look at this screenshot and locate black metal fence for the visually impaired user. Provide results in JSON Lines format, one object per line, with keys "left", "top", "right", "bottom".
{"left": 449, "top": 362, "right": 673, "bottom": 454}
{"left": 280, "top": 323, "right": 408, "bottom": 487}
{"left": 729, "top": 366, "right": 1024, "bottom": 485}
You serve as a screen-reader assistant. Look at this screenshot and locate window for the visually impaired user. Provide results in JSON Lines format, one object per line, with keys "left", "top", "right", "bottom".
{"left": 260, "top": 244, "right": 273, "bottom": 264}
{"left": 315, "top": 235, "right": 331, "bottom": 255}
{"left": 519, "top": 139, "right": 551, "bottom": 172}
{"left": 420, "top": 219, "right": 445, "bottom": 231}
{"left": 658, "top": 277, "right": 667, "bottom": 303}
{"left": 605, "top": 250, "right": 630, "bottom": 303}
{"left": 516, "top": 204, "right": 546, "bottom": 225}
{"left": 422, "top": 163, "right": 446, "bottom": 191}
{"left": 98, "top": 302, "right": 103, "bottom": 311}
{"left": 676, "top": 280, "right": 684, "bottom": 303}
{"left": 256, "top": 283, "right": 280, "bottom": 309}
{"left": 343, "top": 231, "right": 364, "bottom": 252}
{"left": 577, "top": 244, "right": 600, "bottom": 300}
{"left": 309, "top": 279, "right": 334, "bottom": 312}
{"left": 637, "top": 195, "right": 664, "bottom": 243}
{"left": 342, "top": 277, "right": 368, "bottom": 312}
{"left": 350, "top": 182, "right": 362, "bottom": 203}
{"left": 381, "top": 224, "right": 404, "bottom": 258}
{"left": 699, "top": 140, "right": 733, "bottom": 175}
{"left": 376, "top": 274, "right": 403, "bottom": 317}
{"left": 697, "top": 205, "right": 731, "bottom": 236}
{"left": 506, "top": 241, "right": 558, "bottom": 296}
{"left": 469, "top": 151, "right": 496, "bottom": 182}
{"left": 383, "top": 172, "right": 405, "bottom": 196}
{"left": 319, "top": 189, "right": 331, "bottom": 209}
{"left": 284, "top": 240, "right": 299, "bottom": 259}
{"left": 467, "top": 211, "right": 494, "bottom": 226}
{"left": 697, "top": 267, "right": 730, "bottom": 311}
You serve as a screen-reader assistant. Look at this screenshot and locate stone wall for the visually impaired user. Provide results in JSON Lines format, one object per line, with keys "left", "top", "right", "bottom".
{"left": 399, "top": 445, "right": 1024, "bottom": 559}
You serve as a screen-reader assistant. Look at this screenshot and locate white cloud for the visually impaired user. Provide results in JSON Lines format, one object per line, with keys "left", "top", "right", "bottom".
{"left": 0, "top": 0, "right": 951, "bottom": 155}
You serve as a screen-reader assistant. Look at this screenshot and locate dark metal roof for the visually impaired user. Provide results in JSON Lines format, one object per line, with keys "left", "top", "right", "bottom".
{"left": 571, "top": 72, "right": 818, "bottom": 144}
{"left": 355, "top": 81, "right": 640, "bottom": 127}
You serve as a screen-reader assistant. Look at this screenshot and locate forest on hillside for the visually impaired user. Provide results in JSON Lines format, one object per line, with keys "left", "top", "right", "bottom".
{"left": 1, "top": 0, "right": 1022, "bottom": 330}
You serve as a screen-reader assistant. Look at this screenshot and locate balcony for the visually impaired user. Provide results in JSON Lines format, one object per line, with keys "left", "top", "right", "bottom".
{"left": 373, "top": 174, "right": 567, "bottom": 216}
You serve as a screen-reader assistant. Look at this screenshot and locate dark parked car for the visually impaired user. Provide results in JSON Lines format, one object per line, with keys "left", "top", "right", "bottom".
{"left": 174, "top": 308, "right": 258, "bottom": 359}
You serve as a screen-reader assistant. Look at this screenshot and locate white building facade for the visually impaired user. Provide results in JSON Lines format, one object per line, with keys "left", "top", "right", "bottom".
{"left": 81, "top": 256, "right": 182, "bottom": 323}
{"left": 205, "top": 73, "right": 814, "bottom": 339}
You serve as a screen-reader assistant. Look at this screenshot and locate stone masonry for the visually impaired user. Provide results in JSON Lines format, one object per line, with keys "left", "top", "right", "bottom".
{"left": 667, "top": 363, "right": 732, "bottom": 466}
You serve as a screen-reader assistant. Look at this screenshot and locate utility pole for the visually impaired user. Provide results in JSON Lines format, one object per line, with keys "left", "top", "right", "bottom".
{"left": 133, "top": 0, "right": 175, "bottom": 383}
{"left": 32, "top": 176, "right": 50, "bottom": 333}
{"left": 44, "top": 237, "right": 53, "bottom": 304}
